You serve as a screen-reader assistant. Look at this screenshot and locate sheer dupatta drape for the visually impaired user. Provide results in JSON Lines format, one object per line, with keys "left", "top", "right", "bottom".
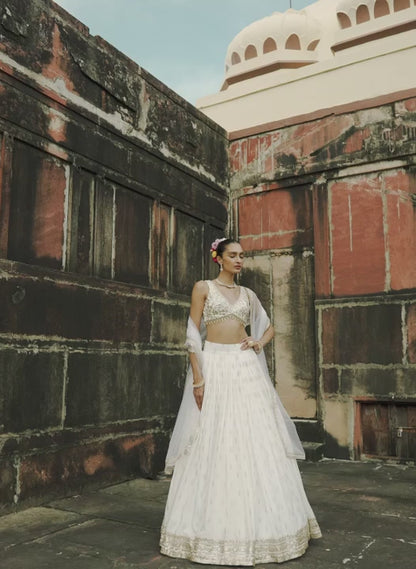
{"left": 164, "top": 317, "right": 205, "bottom": 474}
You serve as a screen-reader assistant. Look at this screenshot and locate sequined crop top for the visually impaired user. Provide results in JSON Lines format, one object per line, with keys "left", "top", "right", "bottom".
{"left": 203, "top": 280, "right": 250, "bottom": 327}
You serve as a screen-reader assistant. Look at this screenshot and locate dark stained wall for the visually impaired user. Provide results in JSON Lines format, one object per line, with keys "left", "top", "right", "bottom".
{"left": 0, "top": 0, "right": 228, "bottom": 509}
{"left": 230, "top": 93, "right": 416, "bottom": 461}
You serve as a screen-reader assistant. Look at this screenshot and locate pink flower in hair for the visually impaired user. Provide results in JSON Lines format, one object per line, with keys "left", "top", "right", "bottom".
{"left": 210, "top": 237, "right": 226, "bottom": 263}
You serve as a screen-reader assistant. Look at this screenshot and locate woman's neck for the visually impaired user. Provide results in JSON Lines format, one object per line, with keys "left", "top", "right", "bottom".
{"left": 216, "top": 273, "right": 235, "bottom": 286}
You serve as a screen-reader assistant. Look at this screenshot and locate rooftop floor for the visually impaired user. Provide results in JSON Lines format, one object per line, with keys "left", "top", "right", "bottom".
{"left": 1, "top": 460, "right": 415, "bottom": 568}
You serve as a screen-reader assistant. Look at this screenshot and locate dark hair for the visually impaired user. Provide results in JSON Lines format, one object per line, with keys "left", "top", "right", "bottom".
{"left": 216, "top": 238, "right": 240, "bottom": 258}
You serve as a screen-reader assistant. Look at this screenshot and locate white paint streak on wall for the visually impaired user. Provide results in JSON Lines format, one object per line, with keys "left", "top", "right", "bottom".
{"left": 111, "top": 186, "right": 116, "bottom": 280}
{"left": 401, "top": 303, "right": 408, "bottom": 366}
{"left": 348, "top": 194, "right": 353, "bottom": 252}
{"left": 61, "top": 351, "right": 69, "bottom": 428}
{"left": 328, "top": 183, "right": 335, "bottom": 295}
{"left": 382, "top": 178, "right": 391, "bottom": 292}
{"left": 61, "top": 164, "right": 71, "bottom": 271}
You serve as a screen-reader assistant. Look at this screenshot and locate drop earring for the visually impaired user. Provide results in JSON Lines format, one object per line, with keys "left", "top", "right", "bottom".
{"left": 219, "top": 264, "right": 223, "bottom": 271}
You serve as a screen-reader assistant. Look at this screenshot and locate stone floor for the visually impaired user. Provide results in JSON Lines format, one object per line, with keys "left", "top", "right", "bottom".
{"left": 1, "top": 460, "right": 415, "bottom": 568}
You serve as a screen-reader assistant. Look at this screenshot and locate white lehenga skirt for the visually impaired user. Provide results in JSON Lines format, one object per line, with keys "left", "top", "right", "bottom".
{"left": 160, "top": 341, "right": 321, "bottom": 566}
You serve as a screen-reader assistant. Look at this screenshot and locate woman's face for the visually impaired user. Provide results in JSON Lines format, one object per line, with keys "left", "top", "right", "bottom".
{"left": 219, "top": 242, "right": 244, "bottom": 274}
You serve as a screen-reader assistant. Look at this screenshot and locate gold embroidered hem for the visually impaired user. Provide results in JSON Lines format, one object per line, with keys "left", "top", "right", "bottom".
{"left": 160, "top": 519, "right": 321, "bottom": 566}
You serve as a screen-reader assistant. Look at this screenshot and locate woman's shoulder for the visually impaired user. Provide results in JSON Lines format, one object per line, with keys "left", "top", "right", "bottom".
{"left": 192, "top": 280, "right": 209, "bottom": 295}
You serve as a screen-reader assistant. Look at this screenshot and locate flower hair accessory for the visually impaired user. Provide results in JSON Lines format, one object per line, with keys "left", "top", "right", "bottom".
{"left": 210, "top": 237, "right": 226, "bottom": 263}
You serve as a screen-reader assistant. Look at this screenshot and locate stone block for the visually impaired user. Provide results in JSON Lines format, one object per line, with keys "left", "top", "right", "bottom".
{"left": 92, "top": 180, "right": 114, "bottom": 279}
{"left": 205, "top": 225, "right": 225, "bottom": 281}
{"left": 7, "top": 141, "right": 67, "bottom": 269}
{"left": 271, "top": 253, "right": 317, "bottom": 418}
{"left": 406, "top": 304, "right": 416, "bottom": 364}
{"left": 229, "top": 140, "right": 241, "bottom": 173}
{"left": 0, "top": 506, "right": 83, "bottom": 548}
{"left": 114, "top": 186, "right": 151, "bottom": 286}
{"left": 238, "top": 187, "right": 313, "bottom": 251}
{"left": 322, "top": 399, "right": 352, "bottom": 460}
{"left": 0, "top": 459, "right": 16, "bottom": 509}
{"left": 322, "top": 368, "right": 339, "bottom": 395}
{"left": 293, "top": 419, "right": 323, "bottom": 443}
{"left": 313, "top": 184, "right": 331, "bottom": 297}
{"left": 18, "top": 432, "right": 169, "bottom": 502}
{"left": 0, "top": 275, "right": 151, "bottom": 342}
{"left": 386, "top": 190, "right": 416, "bottom": 291}
{"left": 259, "top": 133, "right": 274, "bottom": 174}
{"left": 0, "top": 416, "right": 168, "bottom": 458}
{"left": 398, "top": 368, "right": 416, "bottom": 395}
{"left": 152, "top": 302, "right": 188, "bottom": 345}
{"left": 339, "top": 368, "right": 401, "bottom": 397}
{"left": 247, "top": 137, "right": 259, "bottom": 166}
{"left": 151, "top": 202, "right": 171, "bottom": 289}
{"left": 0, "top": 132, "right": 13, "bottom": 259}
{"left": 127, "top": 151, "right": 227, "bottom": 227}
{"left": 172, "top": 211, "right": 203, "bottom": 295}
{"left": 0, "top": 81, "right": 50, "bottom": 149}
{"left": 67, "top": 168, "right": 95, "bottom": 275}
{"left": 240, "top": 255, "right": 272, "bottom": 311}
{"left": 291, "top": 115, "right": 354, "bottom": 164}
{"left": 303, "top": 442, "right": 324, "bottom": 462}
{"left": 65, "top": 352, "right": 185, "bottom": 427}
{"left": 0, "top": 350, "right": 64, "bottom": 432}
{"left": 395, "top": 97, "right": 416, "bottom": 117}
{"left": 383, "top": 168, "right": 416, "bottom": 195}
{"left": 321, "top": 304, "right": 402, "bottom": 364}
{"left": 330, "top": 177, "right": 386, "bottom": 296}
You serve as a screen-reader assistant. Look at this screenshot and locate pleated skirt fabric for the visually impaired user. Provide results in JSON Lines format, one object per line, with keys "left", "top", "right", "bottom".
{"left": 160, "top": 341, "right": 321, "bottom": 566}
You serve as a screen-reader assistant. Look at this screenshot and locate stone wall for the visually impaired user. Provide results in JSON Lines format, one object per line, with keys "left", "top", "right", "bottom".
{"left": 0, "top": 0, "right": 228, "bottom": 510}
{"left": 230, "top": 93, "right": 416, "bottom": 460}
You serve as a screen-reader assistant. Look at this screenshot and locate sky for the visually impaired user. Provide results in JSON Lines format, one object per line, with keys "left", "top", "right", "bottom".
{"left": 54, "top": 0, "right": 312, "bottom": 104}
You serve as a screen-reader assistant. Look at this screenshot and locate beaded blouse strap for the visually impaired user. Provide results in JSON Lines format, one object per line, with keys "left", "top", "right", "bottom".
{"left": 241, "top": 286, "right": 251, "bottom": 312}
{"left": 205, "top": 279, "right": 214, "bottom": 300}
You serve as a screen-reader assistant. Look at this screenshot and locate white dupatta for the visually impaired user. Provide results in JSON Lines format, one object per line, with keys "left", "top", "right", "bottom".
{"left": 164, "top": 288, "right": 305, "bottom": 474}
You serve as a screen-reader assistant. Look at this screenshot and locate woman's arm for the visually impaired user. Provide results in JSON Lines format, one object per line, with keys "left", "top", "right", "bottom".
{"left": 256, "top": 324, "right": 274, "bottom": 353}
{"left": 240, "top": 287, "right": 275, "bottom": 354}
{"left": 188, "top": 281, "right": 207, "bottom": 410}
{"left": 240, "top": 324, "right": 274, "bottom": 354}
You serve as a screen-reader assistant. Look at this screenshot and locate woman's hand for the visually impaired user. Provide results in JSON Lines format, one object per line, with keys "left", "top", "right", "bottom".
{"left": 193, "top": 385, "right": 204, "bottom": 410}
{"left": 240, "top": 336, "right": 263, "bottom": 354}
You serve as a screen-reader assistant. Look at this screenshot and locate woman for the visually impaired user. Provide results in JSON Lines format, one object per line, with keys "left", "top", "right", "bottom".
{"left": 160, "top": 238, "right": 321, "bottom": 566}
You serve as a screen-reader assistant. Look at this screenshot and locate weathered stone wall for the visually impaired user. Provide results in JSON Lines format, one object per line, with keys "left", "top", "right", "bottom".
{"left": 0, "top": 0, "right": 228, "bottom": 509}
{"left": 230, "top": 93, "right": 416, "bottom": 459}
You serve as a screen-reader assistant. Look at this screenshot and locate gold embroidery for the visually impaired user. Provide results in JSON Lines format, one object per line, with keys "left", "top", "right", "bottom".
{"left": 160, "top": 519, "right": 321, "bottom": 565}
{"left": 205, "top": 314, "right": 247, "bottom": 326}
{"left": 203, "top": 281, "right": 250, "bottom": 327}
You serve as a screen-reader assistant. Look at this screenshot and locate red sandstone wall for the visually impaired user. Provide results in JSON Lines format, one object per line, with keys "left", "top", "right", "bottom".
{"left": 230, "top": 93, "right": 416, "bottom": 460}
{"left": 0, "top": 0, "right": 228, "bottom": 509}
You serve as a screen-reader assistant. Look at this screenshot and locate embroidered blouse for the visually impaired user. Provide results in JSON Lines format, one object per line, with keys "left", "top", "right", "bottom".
{"left": 203, "top": 280, "right": 250, "bottom": 327}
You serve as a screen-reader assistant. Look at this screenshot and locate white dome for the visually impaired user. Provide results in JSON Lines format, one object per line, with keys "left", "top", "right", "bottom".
{"left": 336, "top": 0, "right": 415, "bottom": 29}
{"left": 221, "top": 0, "right": 415, "bottom": 89}
{"left": 225, "top": 8, "right": 322, "bottom": 83}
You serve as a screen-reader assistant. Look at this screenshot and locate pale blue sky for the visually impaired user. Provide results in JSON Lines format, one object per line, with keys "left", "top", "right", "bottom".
{"left": 54, "top": 0, "right": 311, "bottom": 104}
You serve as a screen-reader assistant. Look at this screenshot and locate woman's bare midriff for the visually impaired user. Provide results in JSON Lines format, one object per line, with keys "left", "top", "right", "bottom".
{"left": 206, "top": 318, "right": 247, "bottom": 344}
